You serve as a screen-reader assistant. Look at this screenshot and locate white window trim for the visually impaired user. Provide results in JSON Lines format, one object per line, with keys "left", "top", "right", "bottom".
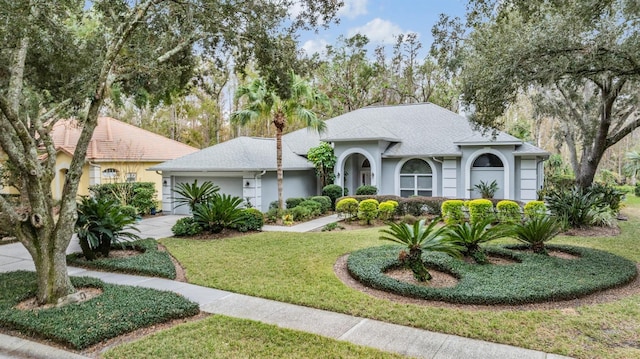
{"left": 394, "top": 158, "right": 439, "bottom": 197}
{"left": 464, "top": 149, "right": 510, "bottom": 199}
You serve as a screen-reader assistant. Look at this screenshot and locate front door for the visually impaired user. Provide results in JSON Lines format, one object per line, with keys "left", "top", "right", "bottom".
{"left": 361, "top": 170, "right": 371, "bottom": 186}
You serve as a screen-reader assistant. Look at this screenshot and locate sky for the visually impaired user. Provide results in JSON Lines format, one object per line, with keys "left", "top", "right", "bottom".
{"left": 297, "top": 0, "right": 468, "bottom": 57}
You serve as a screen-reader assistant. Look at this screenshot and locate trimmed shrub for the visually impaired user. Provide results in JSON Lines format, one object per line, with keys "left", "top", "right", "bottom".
{"left": 310, "top": 196, "right": 332, "bottom": 214}
{"left": 397, "top": 196, "right": 446, "bottom": 216}
{"left": 378, "top": 200, "right": 399, "bottom": 220}
{"left": 467, "top": 199, "right": 495, "bottom": 224}
{"left": 269, "top": 201, "right": 279, "bottom": 210}
{"left": 496, "top": 200, "right": 521, "bottom": 224}
{"left": 298, "top": 199, "right": 323, "bottom": 217}
{"left": 89, "top": 182, "right": 157, "bottom": 215}
{"left": 119, "top": 204, "right": 138, "bottom": 219}
{"left": 336, "top": 198, "right": 359, "bottom": 219}
{"left": 357, "top": 198, "right": 379, "bottom": 224}
{"left": 285, "top": 197, "right": 305, "bottom": 209}
{"left": 322, "top": 184, "right": 347, "bottom": 209}
{"left": 172, "top": 217, "right": 203, "bottom": 236}
{"left": 524, "top": 200, "right": 547, "bottom": 219}
{"left": 441, "top": 200, "right": 465, "bottom": 225}
{"left": 355, "top": 185, "right": 378, "bottom": 195}
{"left": 264, "top": 208, "right": 282, "bottom": 224}
{"left": 289, "top": 206, "right": 312, "bottom": 222}
{"left": 233, "top": 208, "right": 264, "bottom": 232}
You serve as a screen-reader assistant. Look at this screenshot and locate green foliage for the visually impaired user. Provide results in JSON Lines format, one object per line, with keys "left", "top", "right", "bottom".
{"left": 289, "top": 206, "right": 312, "bottom": 222}
{"left": 589, "top": 182, "right": 626, "bottom": 213}
{"left": 89, "top": 182, "right": 157, "bottom": 215}
{"left": 193, "top": 194, "right": 244, "bottom": 233}
{"left": 264, "top": 208, "right": 283, "bottom": 224}
{"left": 355, "top": 185, "right": 378, "bottom": 195}
{"left": 67, "top": 239, "right": 176, "bottom": 279}
{"left": 233, "top": 208, "right": 264, "bottom": 232}
{"left": 378, "top": 200, "right": 398, "bottom": 221}
{"left": 336, "top": 198, "right": 359, "bottom": 219}
{"left": 307, "top": 142, "right": 337, "bottom": 188}
{"left": 523, "top": 201, "right": 547, "bottom": 219}
{"left": 467, "top": 199, "right": 495, "bottom": 224}
{"left": 445, "top": 219, "right": 511, "bottom": 264}
{"left": 322, "top": 184, "right": 347, "bottom": 209}
{"left": 400, "top": 214, "right": 418, "bottom": 225}
{"left": 473, "top": 179, "right": 499, "bottom": 199}
{"left": 347, "top": 244, "right": 637, "bottom": 305}
{"left": 285, "top": 197, "right": 305, "bottom": 209}
{"left": 496, "top": 200, "right": 521, "bottom": 224}
{"left": 321, "top": 222, "right": 345, "bottom": 232}
{"left": 0, "top": 272, "right": 199, "bottom": 350}
{"left": 544, "top": 186, "right": 613, "bottom": 228}
{"left": 75, "top": 196, "right": 141, "bottom": 261}
{"left": 636, "top": 183, "right": 640, "bottom": 197}
{"left": 119, "top": 205, "right": 138, "bottom": 219}
{"left": 510, "top": 216, "right": 563, "bottom": 254}
{"left": 441, "top": 200, "right": 466, "bottom": 225}
{"left": 357, "top": 199, "right": 379, "bottom": 225}
{"left": 173, "top": 180, "right": 220, "bottom": 212}
{"left": 394, "top": 196, "right": 446, "bottom": 216}
{"left": 310, "top": 196, "right": 331, "bottom": 214}
{"left": 171, "top": 217, "right": 204, "bottom": 237}
{"left": 379, "top": 219, "right": 462, "bottom": 281}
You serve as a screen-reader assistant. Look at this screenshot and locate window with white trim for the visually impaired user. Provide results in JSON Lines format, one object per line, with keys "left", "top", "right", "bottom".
{"left": 102, "top": 168, "right": 119, "bottom": 179}
{"left": 400, "top": 159, "right": 432, "bottom": 197}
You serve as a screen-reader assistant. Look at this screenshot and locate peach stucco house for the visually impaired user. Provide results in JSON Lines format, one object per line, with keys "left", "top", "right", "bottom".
{"left": 49, "top": 117, "right": 198, "bottom": 200}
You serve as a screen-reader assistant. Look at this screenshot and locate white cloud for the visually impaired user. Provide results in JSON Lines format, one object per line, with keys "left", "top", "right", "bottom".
{"left": 301, "top": 39, "right": 329, "bottom": 56}
{"left": 337, "top": 0, "right": 368, "bottom": 19}
{"left": 347, "top": 18, "right": 408, "bottom": 44}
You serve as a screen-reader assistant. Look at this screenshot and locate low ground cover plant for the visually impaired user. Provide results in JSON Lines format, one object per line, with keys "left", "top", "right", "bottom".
{"left": 67, "top": 238, "right": 177, "bottom": 279}
{"left": 0, "top": 271, "right": 199, "bottom": 350}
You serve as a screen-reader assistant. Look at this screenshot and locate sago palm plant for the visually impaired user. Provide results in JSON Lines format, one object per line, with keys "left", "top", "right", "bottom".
{"left": 173, "top": 180, "right": 220, "bottom": 212}
{"left": 379, "top": 218, "right": 462, "bottom": 281}
{"left": 445, "top": 219, "right": 511, "bottom": 264}
{"left": 510, "top": 215, "right": 563, "bottom": 254}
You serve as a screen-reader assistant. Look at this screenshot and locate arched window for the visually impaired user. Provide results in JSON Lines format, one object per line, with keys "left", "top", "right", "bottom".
{"left": 400, "top": 159, "right": 432, "bottom": 197}
{"left": 102, "top": 168, "right": 119, "bottom": 179}
{"left": 362, "top": 159, "right": 370, "bottom": 168}
{"left": 473, "top": 153, "right": 503, "bottom": 168}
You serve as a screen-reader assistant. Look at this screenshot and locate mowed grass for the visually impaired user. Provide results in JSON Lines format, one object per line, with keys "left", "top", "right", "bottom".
{"left": 105, "top": 314, "right": 404, "bottom": 359}
{"left": 150, "top": 201, "right": 640, "bottom": 359}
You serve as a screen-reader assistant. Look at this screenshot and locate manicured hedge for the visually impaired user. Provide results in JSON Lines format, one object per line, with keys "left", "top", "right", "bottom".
{"left": 337, "top": 195, "right": 447, "bottom": 216}
{"left": 347, "top": 244, "right": 637, "bottom": 305}
{"left": 0, "top": 271, "right": 199, "bottom": 350}
{"left": 67, "top": 238, "right": 176, "bottom": 279}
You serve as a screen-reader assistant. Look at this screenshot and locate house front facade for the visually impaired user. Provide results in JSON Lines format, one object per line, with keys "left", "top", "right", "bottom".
{"left": 152, "top": 103, "right": 549, "bottom": 213}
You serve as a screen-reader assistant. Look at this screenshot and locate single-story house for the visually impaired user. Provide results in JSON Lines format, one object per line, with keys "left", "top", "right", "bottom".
{"left": 151, "top": 103, "right": 549, "bottom": 214}
{"left": 48, "top": 117, "right": 198, "bottom": 200}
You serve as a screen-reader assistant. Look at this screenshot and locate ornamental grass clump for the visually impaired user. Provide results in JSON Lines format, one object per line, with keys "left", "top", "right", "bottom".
{"left": 510, "top": 215, "right": 563, "bottom": 254}
{"left": 379, "top": 219, "right": 462, "bottom": 281}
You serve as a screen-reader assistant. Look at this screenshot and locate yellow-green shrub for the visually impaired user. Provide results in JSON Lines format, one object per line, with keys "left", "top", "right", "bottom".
{"left": 524, "top": 200, "right": 547, "bottom": 219}
{"left": 441, "top": 200, "right": 466, "bottom": 225}
{"left": 496, "top": 200, "right": 521, "bottom": 224}
{"left": 336, "top": 198, "right": 358, "bottom": 219}
{"left": 378, "top": 200, "right": 398, "bottom": 220}
{"left": 357, "top": 199, "right": 379, "bottom": 225}
{"left": 467, "top": 199, "right": 495, "bottom": 223}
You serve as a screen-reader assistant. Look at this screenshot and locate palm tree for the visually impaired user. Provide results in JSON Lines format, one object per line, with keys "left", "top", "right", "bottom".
{"left": 624, "top": 151, "right": 640, "bottom": 185}
{"left": 379, "top": 218, "right": 462, "bottom": 281}
{"left": 231, "top": 72, "right": 329, "bottom": 211}
{"left": 510, "top": 215, "right": 563, "bottom": 254}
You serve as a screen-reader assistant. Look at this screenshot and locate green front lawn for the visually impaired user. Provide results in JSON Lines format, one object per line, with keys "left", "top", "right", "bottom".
{"left": 157, "top": 202, "right": 640, "bottom": 359}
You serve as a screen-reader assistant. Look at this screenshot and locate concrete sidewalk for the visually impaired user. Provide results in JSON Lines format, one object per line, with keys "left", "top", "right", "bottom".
{"left": 0, "top": 215, "right": 573, "bottom": 359}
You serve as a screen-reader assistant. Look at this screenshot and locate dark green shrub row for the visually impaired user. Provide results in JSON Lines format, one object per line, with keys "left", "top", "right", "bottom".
{"left": 67, "top": 239, "right": 176, "bottom": 279}
{"left": 89, "top": 182, "right": 157, "bottom": 215}
{"left": 347, "top": 244, "right": 637, "bottom": 305}
{"left": 355, "top": 185, "right": 377, "bottom": 195}
{"left": 337, "top": 195, "right": 448, "bottom": 217}
{"left": 0, "top": 271, "right": 199, "bottom": 350}
{"left": 266, "top": 195, "right": 333, "bottom": 223}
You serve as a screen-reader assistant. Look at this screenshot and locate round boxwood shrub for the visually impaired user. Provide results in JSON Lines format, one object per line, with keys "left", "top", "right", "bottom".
{"left": 467, "top": 199, "right": 495, "bottom": 223}
{"left": 356, "top": 185, "right": 378, "bottom": 195}
{"left": 496, "top": 200, "right": 521, "bottom": 224}
{"left": 233, "top": 208, "right": 264, "bottom": 232}
{"left": 310, "top": 196, "right": 332, "bottom": 214}
{"left": 378, "top": 200, "right": 398, "bottom": 220}
{"left": 322, "top": 184, "right": 348, "bottom": 209}
{"left": 298, "top": 199, "right": 322, "bottom": 217}
{"left": 357, "top": 198, "right": 379, "bottom": 224}
{"left": 441, "top": 200, "right": 465, "bottom": 225}
{"left": 336, "top": 198, "right": 359, "bottom": 219}
{"left": 524, "top": 200, "right": 547, "bottom": 219}
{"left": 347, "top": 244, "right": 637, "bottom": 305}
{"left": 172, "top": 217, "right": 203, "bottom": 237}
{"left": 285, "top": 197, "right": 305, "bottom": 209}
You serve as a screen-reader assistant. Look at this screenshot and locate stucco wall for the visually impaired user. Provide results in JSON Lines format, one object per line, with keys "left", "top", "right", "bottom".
{"left": 261, "top": 170, "right": 318, "bottom": 209}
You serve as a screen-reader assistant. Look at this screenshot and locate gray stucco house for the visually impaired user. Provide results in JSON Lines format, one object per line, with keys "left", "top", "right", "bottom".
{"left": 150, "top": 103, "right": 549, "bottom": 214}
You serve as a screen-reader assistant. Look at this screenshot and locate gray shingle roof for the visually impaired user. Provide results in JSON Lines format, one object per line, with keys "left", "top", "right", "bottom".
{"left": 148, "top": 136, "right": 313, "bottom": 172}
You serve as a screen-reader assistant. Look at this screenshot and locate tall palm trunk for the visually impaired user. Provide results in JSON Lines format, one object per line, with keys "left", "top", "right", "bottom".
{"left": 274, "top": 110, "right": 287, "bottom": 212}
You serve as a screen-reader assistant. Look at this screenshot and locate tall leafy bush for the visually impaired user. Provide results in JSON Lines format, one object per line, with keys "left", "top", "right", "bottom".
{"left": 322, "top": 184, "right": 347, "bottom": 209}
{"left": 336, "top": 198, "right": 358, "bottom": 219}
{"left": 441, "top": 200, "right": 465, "bottom": 225}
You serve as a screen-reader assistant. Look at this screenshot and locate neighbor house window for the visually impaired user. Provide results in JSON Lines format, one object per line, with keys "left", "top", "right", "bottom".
{"left": 473, "top": 153, "right": 504, "bottom": 167}
{"left": 400, "top": 159, "right": 432, "bottom": 197}
{"left": 102, "top": 168, "right": 119, "bottom": 179}
{"left": 125, "top": 172, "right": 137, "bottom": 182}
